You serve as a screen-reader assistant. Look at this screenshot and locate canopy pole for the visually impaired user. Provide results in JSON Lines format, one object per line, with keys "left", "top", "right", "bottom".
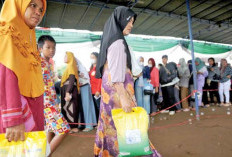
{"left": 186, "top": 0, "right": 200, "bottom": 120}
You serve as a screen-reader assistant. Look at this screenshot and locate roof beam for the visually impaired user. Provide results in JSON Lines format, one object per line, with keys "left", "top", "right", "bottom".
{"left": 177, "top": 22, "right": 202, "bottom": 37}
{"left": 211, "top": 7, "right": 232, "bottom": 21}
{"left": 89, "top": 0, "right": 109, "bottom": 31}
{"left": 199, "top": 1, "right": 232, "bottom": 19}
{"left": 216, "top": 33, "right": 232, "bottom": 43}
{"left": 58, "top": 0, "right": 68, "bottom": 27}
{"left": 191, "top": 0, "right": 223, "bottom": 17}
{"left": 211, "top": 30, "right": 232, "bottom": 41}
{"left": 156, "top": 0, "right": 173, "bottom": 11}
{"left": 42, "top": 10, "right": 47, "bottom": 27}
{"left": 136, "top": 7, "right": 232, "bottom": 33}
{"left": 76, "top": 0, "right": 94, "bottom": 28}
{"left": 169, "top": 1, "right": 186, "bottom": 14}
{"left": 143, "top": 16, "right": 167, "bottom": 34}
{"left": 136, "top": 0, "right": 157, "bottom": 16}
{"left": 220, "top": 36, "right": 232, "bottom": 44}
{"left": 180, "top": 0, "right": 208, "bottom": 16}
{"left": 216, "top": 15, "right": 232, "bottom": 24}
{"left": 193, "top": 24, "right": 230, "bottom": 39}
{"left": 155, "top": 19, "right": 185, "bottom": 35}
{"left": 129, "top": 0, "right": 139, "bottom": 9}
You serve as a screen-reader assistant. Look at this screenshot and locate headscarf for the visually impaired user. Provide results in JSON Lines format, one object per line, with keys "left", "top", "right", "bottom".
{"left": 195, "top": 58, "right": 205, "bottom": 71}
{"left": 178, "top": 58, "right": 188, "bottom": 76}
{"left": 95, "top": 6, "right": 137, "bottom": 78}
{"left": 148, "top": 58, "right": 155, "bottom": 72}
{"left": 90, "top": 52, "right": 99, "bottom": 70}
{"left": 76, "top": 58, "right": 90, "bottom": 81}
{"left": 0, "top": 0, "right": 46, "bottom": 97}
{"left": 61, "top": 52, "right": 80, "bottom": 92}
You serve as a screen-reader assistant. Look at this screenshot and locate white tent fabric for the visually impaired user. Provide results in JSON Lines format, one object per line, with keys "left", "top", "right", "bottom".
{"left": 54, "top": 42, "right": 232, "bottom": 71}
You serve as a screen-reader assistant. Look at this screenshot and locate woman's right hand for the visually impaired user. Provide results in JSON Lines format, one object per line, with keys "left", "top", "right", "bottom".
{"left": 120, "top": 94, "right": 133, "bottom": 113}
{"left": 5, "top": 124, "right": 25, "bottom": 142}
{"left": 65, "top": 93, "right": 72, "bottom": 102}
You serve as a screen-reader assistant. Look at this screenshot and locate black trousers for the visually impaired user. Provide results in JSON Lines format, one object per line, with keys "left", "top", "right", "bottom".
{"left": 150, "top": 92, "right": 159, "bottom": 113}
{"left": 92, "top": 95, "right": 100, "bottom": 122}
{"left": 161, "top": 85, "right": 176, "bottom": 111}
{"left": 202, "top": 80, "right": 209, "bottom": 105}
{"left": 209, "top": 81, "right": 220, "bottom": 104}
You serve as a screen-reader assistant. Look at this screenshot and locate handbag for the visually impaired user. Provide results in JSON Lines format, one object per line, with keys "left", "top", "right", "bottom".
{"left": 143, "top": 83, "right": 153, "bottom": 95}
{"left": 213, "top": 73, "right": 221, "bottom": 80}
{"left": 144, "top": 89, "right": 153, "bottom": 95}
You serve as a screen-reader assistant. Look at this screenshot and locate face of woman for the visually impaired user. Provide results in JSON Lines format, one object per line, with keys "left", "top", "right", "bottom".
{"left": 90, "top": 54, "right": 97, "bottom": 64}
{"left": 195, "top": 61, "right": 199, "bottom": 66}
{"left": 208, "top": 59, "right": 214, "bottom": 66}
{"left": 123, "top": 17, "right": 134, "bottom": 36}
{"left": 64, "top": 54, "right": 68, "bottom": 63}
{"left": 24, "top": 0, "right": 44, "bottom": 29}
{"left": 222, "top": 60, "right": 227, "bottom": 67}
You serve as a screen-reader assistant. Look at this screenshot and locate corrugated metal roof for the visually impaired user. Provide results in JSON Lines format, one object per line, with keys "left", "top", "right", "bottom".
{"left": 1, "top": 0, "right": 232, "bottom": 44}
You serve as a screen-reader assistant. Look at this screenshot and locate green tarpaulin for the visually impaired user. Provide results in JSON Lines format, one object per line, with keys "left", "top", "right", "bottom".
{"left": 36, "top": 29, "right": 232, "bottom": 54}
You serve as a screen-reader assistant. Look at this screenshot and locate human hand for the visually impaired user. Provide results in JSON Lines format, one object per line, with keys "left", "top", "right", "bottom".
{"left": 120, "top": 94, "right": 133, "bottom": 113}
{"left": 5, "top": 124, "right": 25, "bottom": 142}
{"left": 65, "top": 93, "right": 72, "bottom": 102}
{"left": 80, "top": 73, "right": 84, "bottom": 78}
{"left": 155, "top": 87, "right": 159, "bottom": 93}
{"left": 95, "top": 92, "right": 100, "bottom": 97}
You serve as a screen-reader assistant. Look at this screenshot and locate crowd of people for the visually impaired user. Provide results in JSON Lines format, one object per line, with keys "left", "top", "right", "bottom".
{"left": 134, "top": 55, "right": 232, "bottom": 116}
{"left": 0, "top": 0, "right": 232, "bottom": 156}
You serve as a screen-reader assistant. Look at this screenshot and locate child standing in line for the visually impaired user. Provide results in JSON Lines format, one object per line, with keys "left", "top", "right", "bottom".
{"left": 38, "top": 35, "right": 70, "bottom": 156}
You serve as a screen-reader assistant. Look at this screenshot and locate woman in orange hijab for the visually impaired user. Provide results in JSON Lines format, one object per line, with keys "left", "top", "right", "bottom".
{"left": 61, "top": 52, "right": 80, "bottom": 133}
{"left": 0, "top": 0, "right": 46, "bottom": 142}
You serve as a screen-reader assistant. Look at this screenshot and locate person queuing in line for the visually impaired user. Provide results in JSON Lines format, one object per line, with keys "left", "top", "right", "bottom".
{"left": 77, "top": 58, "right": 97, "bottom": 132}
{"left": 187, "top": 60, "right": 196, "bottom": 110}
{"left": 0, "top": 0, "right": 46, "bottom": 141}
{"left": 149, "top": 58, "right": 160, "bottom": 116}
{"left": 60, "top": 52, "right": 80, "bottom": 133}
{"left": 195, "top": 58, "right": 208, "bottom": 107}
{"left": 172, "top": 62, "right": 182, "bottom": 112}
{"left": 206, "top": 57, "right": 220, "bottom": 106}
{"left": 218, "top": 59, "right": 232, "bottom": 107}
{"left": 202, "top": 73, "right": 210, "bottom": 107}
{"left": 94, "top": 6, "right": 161, "bottom": 157}
{"left": 38, "top": 35, "right": 70, "bottom": 155}
{"left": 140, "top": 58, "right": 156, "bottom": 114}
{"left": 139, "top": 57, "right": 153, "bottom": 113}
{"left": 89, "top": 52, "right": 102, "bottom": 121}
{"left": 178, "top": 58, "right": 191, "bottom": 112}
{"left": 134, "top": 56, "right": 145, "bottom": 107}
{"left": 159, "top": 55, "right": 178, "bottom": 115}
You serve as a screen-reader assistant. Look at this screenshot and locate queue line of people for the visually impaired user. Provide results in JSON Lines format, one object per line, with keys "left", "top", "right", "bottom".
{"left": 134, "top": 55, "right": 232, "bottom": 116}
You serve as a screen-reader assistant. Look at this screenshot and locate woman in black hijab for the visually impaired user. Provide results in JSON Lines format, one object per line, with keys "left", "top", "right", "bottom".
{"left": 94, "top": 6, "right": 161, "bottom": 157}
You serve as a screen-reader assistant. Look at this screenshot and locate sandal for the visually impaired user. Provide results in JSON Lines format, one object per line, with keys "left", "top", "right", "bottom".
{"left": 69, "top": 128, "right": 79, "bottom": 134}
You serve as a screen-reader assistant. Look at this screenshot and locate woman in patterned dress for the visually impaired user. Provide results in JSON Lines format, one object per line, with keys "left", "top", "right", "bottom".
{"left": 94, "top": 6, "right": 161, "bottom": 157}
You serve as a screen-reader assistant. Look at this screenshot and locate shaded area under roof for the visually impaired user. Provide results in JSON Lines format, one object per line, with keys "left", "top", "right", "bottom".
{"left": 1, "top": 0, "right": 232, "bottom": 44}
